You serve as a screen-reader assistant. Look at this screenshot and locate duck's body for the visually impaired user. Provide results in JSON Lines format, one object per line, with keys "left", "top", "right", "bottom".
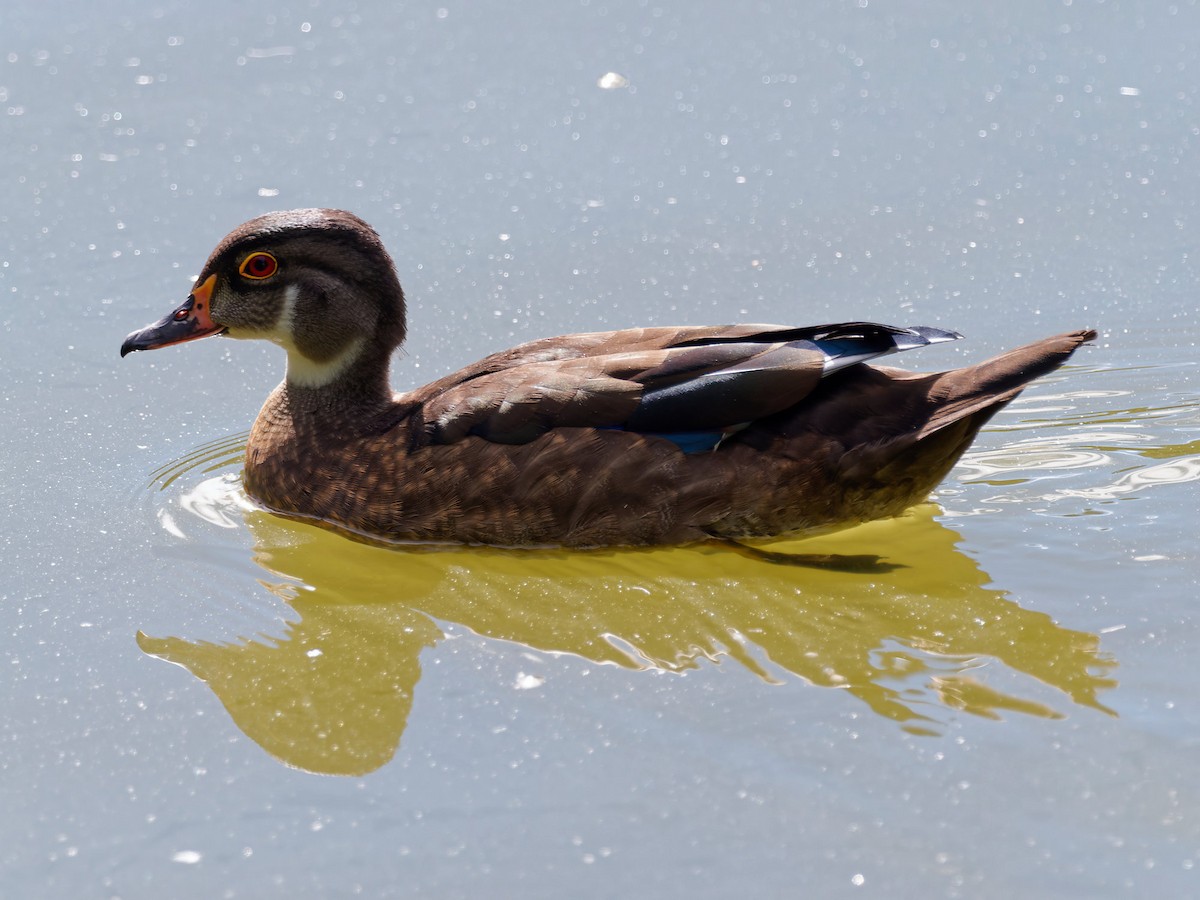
{"left": 122, "top": 209, "right": 1096, "bottom": 547}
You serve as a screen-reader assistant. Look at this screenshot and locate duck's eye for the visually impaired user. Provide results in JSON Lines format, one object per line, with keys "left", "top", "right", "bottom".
{"left": 239, "top": 252, "right": 278, "bottom": 280}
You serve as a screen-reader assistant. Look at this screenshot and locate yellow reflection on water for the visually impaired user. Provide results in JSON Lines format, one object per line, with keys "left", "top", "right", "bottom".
{"left": 138, "top": 497, "right": 1117, "bottom": 775}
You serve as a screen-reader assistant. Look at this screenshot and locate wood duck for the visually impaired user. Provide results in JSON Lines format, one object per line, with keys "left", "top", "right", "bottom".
{"left": 121, "top": 208, "right": 1096, "bottom": 547}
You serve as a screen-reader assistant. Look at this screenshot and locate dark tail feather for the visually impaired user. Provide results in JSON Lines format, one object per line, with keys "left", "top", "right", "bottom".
{"left": 917, "top": 328, "right": 1097, "bottom": 440}
{"left": 833, "top": 329, "right": 1096, "bottom": 501}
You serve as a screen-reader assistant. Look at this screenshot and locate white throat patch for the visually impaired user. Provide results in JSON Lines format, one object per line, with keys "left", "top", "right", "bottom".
{"left": 275, "top": 283, "right": 365, "bottom": 388}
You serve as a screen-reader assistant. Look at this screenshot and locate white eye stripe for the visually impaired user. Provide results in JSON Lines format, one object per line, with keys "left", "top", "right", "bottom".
{"left": 277, "top": 283, "right": 300, "bottom": 338}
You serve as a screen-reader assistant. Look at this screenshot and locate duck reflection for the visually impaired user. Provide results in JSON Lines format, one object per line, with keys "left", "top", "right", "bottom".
{"left": 138, "top": 504, "right": 1116, "bottom": 775}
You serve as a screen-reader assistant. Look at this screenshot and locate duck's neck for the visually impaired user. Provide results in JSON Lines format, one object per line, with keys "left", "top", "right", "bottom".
{"left": 275, "top": 344, "right": 399, "bottom": 426}
{"left": 244, "top": 343, "right": 404, "bottom": 511}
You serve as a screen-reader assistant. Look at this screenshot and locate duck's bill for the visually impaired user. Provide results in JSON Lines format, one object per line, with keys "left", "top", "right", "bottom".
{"left": 120, "top": 274, "right": 225, "bottom": 357}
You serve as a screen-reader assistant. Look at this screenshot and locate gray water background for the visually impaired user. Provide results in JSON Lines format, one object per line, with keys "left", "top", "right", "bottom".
{"left": 2, "top": 1, "right": 1199, "bottom": 897}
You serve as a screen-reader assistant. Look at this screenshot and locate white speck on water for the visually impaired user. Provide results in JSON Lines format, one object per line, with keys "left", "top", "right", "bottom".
{"left": 851, "top": 873, "right": 866, "bottom": 886}
{"left": 597, "top": 72, "right": 629, "bottom": 90}
{"left": 1119, "top": 86, "right": 1141, "bottom": 96}
{"left": 258, "top": 187, "right": 280, "bottom": 197}
{"left": 307, "top": 648, "right": 323, "bottom": 658}
{"left": 515, "top": 672, "right": 545, "bottom": 690}
{"left": 245, "top": 46, "right": 295, "bottom": 59}
{"left": 171, "top": 850, "right": 202, "bottom": 864}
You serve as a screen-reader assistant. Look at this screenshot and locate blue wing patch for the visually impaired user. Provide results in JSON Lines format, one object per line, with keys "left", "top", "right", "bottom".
{"left": 643, "top": 430, "right": 726, "bottom": 454}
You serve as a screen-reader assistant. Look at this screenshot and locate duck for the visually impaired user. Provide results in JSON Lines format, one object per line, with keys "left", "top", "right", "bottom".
{"left": 121, "top": 208, "right": 1097, "bottom": 547}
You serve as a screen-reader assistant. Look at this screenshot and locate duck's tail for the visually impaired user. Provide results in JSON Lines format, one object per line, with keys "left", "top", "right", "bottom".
{"left": 830, "top": 328, "right": 1097, "bottom": 507}
{"left": 915, "top": 328, "right": 1097, "bottom": 440}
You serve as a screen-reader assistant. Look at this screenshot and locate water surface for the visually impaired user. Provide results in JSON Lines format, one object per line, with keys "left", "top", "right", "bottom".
{"left": 2, "top": 1, "right": 1199, "bottom": 897}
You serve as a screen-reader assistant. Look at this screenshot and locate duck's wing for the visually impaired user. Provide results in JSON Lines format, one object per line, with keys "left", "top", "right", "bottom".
{"left": 411, "top": 322, "right": 961, "bottom": 449}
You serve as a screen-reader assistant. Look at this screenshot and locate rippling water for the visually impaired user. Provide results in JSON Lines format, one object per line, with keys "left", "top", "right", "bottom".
{"left": 124, "top": 359, "right": 1194, "bottom": 784}
{"left": 954, "top": 365, "right": 1200, "bottom": 513}
{"left": 131, "top": 370, "right": 1152, "bottom": 775}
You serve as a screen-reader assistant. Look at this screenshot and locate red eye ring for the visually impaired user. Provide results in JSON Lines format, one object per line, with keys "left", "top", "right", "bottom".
{"left": 239, "top": 251, "right": 278, "bottom": 280}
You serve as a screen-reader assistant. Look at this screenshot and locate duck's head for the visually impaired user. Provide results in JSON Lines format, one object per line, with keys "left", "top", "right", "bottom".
{"left": 121, "top": 209, "right": 407, "bottom": 388}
